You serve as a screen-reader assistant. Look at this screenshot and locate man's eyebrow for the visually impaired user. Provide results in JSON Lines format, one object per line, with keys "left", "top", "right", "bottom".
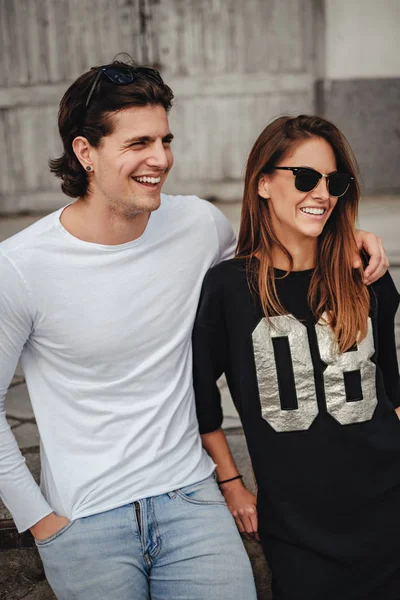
{"left": 123, "top": 133, "right": 174, "bottom": 145}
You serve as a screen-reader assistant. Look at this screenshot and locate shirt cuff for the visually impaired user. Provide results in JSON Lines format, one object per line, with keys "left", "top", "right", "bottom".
{"left": 1, "top": 478, "right": 54, "bottom": 533}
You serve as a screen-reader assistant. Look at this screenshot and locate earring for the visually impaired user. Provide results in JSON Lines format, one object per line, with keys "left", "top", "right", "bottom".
{"left": 85, "top": 166, "right": 92, "bottom": 172}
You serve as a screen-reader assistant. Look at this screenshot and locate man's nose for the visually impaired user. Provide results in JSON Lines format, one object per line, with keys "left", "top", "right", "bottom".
{"left": 147, "top": 140, "right": 169, "bottom": 170}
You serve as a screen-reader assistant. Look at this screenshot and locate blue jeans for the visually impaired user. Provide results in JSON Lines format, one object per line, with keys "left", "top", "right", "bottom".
{"left": 36, "top": 475, "right": 257, "bottom": 599}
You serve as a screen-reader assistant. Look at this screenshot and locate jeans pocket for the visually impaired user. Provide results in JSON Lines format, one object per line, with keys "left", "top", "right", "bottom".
{"left": 175, "top": 475, "right": 227, "bottom": 506}
{"left": 34, "top": 520, "right": 76, "bottom": 547}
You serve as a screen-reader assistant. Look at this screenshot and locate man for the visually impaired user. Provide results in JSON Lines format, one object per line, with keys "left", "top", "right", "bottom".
{"left": 0, "top": 61, "right": 387, "bottom": 599}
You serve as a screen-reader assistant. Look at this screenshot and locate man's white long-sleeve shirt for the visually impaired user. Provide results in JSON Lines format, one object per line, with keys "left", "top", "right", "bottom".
{"left": 0, "top": 194, "right": 235, "bottom": 532}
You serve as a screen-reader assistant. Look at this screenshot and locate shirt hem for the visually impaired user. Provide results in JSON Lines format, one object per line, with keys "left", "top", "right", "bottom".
{"left": 68, "top": 464, "right": 217, "bottom": 522}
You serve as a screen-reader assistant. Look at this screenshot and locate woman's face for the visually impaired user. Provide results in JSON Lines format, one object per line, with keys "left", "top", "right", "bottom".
{"left": 258, "top": 137, "right": 339, "bottom": 243}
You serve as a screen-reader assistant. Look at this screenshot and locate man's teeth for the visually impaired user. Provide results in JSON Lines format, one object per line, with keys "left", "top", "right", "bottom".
{"left": 134, "top": 176, "right": 161, "bottom": 184}
{"left": 301, "top": 207, "right": 325, "bottom": 215}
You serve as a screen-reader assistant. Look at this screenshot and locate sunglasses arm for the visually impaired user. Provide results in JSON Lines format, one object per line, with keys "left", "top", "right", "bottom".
{"left": 85, "top": 70, "right": 104, "bottom": 109}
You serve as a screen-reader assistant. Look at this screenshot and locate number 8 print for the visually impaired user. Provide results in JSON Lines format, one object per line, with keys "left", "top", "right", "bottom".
{"left": 252, "top": 314, "right": 377, "bottom": 432}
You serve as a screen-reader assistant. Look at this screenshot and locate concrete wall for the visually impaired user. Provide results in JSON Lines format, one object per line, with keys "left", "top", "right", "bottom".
{"left": 325, "top": 0, "right": 400, "bottom": 79}
{"left": 162, "top": 0, "right": 317, "bottom": 201}
{"left": 0, "top": 0, "right": 398, "bottom": 214}
{"left": 319, "top": 0, "right": 400, "bottom": 193}
{"left": 0, "top": 0, "right": 317, "bottom": 214}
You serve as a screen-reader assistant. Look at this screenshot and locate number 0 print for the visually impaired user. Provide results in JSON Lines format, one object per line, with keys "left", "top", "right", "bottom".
{"left": 252, "top": 314, "right": 377, "bottom": 432}
{"left": 252, "top": 315, "right": 319, "bottom": 432}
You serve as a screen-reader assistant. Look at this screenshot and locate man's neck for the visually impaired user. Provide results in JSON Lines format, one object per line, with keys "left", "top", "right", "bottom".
{"left": 60, "top": 199, "right": 151, "bottom": 245}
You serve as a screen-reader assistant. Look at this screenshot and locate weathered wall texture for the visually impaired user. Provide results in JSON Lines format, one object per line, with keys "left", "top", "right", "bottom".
{"left": 0, "top": 0, "right": 317, "bottom": 214}
{"left": 318, "top": 79, "right": 400, "bottom": 194}
{"left": 320, "top": 0, "right": 400, "bottom": 194}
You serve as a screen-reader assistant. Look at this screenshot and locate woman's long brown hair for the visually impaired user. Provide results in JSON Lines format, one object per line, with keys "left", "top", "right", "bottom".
{"left": 236, "top": 115, "right": 370, "bottom": 352}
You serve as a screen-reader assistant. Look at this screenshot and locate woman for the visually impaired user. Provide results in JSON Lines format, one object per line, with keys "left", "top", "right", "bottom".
{"left": 193, "top": 115, "right": 400, "bottom": 600}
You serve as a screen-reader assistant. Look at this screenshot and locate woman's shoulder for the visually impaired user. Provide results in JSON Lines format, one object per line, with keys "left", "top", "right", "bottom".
{"left": 370, "top": 270, "right": 400, "bottom": 316}
{"left": 200, "top": 258, "right": 252, "bottom": 301}
{"left": 204, "top": 257, "right": 249, "bottom": 287}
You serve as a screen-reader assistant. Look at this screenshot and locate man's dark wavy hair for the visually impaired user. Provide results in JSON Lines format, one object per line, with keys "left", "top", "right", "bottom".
{"left": 49, "top": 61, "right": 174, "bottom": 198}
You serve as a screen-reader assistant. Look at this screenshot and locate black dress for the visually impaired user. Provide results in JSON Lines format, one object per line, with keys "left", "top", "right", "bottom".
{"left": 193, "top": 259, "right": 400, "bottom": 600}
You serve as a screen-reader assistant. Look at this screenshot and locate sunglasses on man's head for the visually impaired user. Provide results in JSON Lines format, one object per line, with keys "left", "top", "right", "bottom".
{"left": 273, "top": 167, "right": 353, "bottom": 197}
{"left": 85, "top": 64, "right": 164, "bottom": 109}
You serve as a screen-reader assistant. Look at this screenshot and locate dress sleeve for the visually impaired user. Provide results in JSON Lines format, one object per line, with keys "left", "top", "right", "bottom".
{"left": 373, "top": 271, "right": 400, "bottom": 408}
{"left": 0, "top": 253, "right": 53, "bottom": 532}
{"left": 192, "top": 267, "right": 228, "bottom": 434}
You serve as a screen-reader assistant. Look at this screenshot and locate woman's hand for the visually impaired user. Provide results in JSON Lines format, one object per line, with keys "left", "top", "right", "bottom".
{"left": 354, "top": 230, "right": 389, "bottom": 284}
{"left": 220, "top": 479, "right": 259, "bottom": 540}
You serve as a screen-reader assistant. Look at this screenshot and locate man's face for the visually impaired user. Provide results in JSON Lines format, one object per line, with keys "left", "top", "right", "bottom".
{"left": 89, "top": 104, "right": 174, "bottom": 217}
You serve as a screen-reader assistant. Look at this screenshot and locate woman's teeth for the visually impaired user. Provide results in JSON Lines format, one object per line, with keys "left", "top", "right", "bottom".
{"left": 300, "top": 207, "right": 325, "bottom": 215}
{"left": 133, "top": 176, "right": 161, "bottom": 184}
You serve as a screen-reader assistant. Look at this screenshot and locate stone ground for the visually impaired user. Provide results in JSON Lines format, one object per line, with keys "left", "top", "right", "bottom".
{"left": 0, "top": 196, "right": 399, "bottom": 599}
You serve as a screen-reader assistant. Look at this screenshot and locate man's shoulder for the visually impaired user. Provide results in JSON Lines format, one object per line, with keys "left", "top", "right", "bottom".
{"left": 160, "top": 193, "right": 221, "bottom": 221}
{"left": 0, "top": 208, "right": 64, "bottom": 259}
{"left": 160, "top": 194, "right": 234, "bottom": 245}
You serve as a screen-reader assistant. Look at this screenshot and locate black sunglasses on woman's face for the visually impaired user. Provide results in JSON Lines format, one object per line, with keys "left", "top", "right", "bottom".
{"left": 273, "top": 167, "right": 353, "bottom": 198}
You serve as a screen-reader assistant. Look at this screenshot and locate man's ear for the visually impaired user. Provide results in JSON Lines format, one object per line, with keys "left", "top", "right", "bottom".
{"left": 258, "top": 174, "right": 270, "bottom": 199}
{"left": 72, "top": 136, "right": 94, "bottom": 171}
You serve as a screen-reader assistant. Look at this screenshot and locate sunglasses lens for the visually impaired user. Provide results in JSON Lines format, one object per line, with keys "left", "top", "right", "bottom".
{"left": 294, "top": 170, "right": 321, "bottom": 192}
{"left": 328, "top": 173, "right": 351, "bottom": 197}
{"left": 104, "top": 66, "right": 134, "bottom": 84}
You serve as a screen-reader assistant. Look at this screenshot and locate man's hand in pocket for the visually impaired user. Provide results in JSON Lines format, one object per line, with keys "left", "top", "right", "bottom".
{"left": 30, "top": 512, "right": 70, "bottom": 541}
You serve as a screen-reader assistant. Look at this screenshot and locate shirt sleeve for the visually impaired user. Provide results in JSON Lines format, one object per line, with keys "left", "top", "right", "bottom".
{"left": 372, "top": 270, "right": 400, "bottom": 408}
{"left": 192, "top": 267, "right": 228, "bottom": 434}
{"left": 206, "top": 202, "right": 237, "bottom": 264}
{"left": 0, "top": 253, "right": 53, "bottom": 532}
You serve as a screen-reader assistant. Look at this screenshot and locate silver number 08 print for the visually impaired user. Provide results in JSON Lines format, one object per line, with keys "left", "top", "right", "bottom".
{"left": 252, "top": 314, "right": 377, "bottom": 432}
